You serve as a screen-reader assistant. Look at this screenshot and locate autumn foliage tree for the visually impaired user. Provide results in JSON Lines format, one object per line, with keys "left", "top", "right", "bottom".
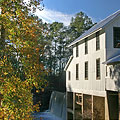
{"left": 0, "top": 0, "right": 47, "bottom": 119}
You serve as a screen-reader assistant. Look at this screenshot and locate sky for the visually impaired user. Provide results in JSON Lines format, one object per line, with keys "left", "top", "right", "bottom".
{"left": 35, "top": 0, "right": 120, "bottom": 26}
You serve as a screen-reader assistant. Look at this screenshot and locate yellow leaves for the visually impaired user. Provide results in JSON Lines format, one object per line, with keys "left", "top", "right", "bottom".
{"left": 0, "top": 77, "right": 4, "bottom": 81}
{"left": 4, "top": 72, "right": 8, "bottom": 75}
{"left": 0, "top": 76, "right": 34, "bottom": 118}
{"left": 0, "top": 110, "right": 4, "bottom": 119}
{"left": 12, "top": 88, "right": 16, "bottom": 92}
{"left": 8, "top": 35, "right": 12, "bottom": 40}
{"left": 36, "top": 90, "right": 39, "bottom": 93}
{"left": 33, "top": 103, "right": 40, "bottom": 112}
{"left": 0, "top": 1, "right": 47, "bottom": 119}
{"left": 27, "top": 54, "right": 31, "bottom": 58}
{"left": 0, "top": 61, "right": 4, "bottom": 67}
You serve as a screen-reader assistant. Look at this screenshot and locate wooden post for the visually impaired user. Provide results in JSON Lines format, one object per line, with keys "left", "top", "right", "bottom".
{"left": 73, "top": 93, "right": 75, "bottom": 120}
{"left": 92, "top": 95, "right": 93, "bottom": 120}
{"left": 82, "top": 93, "right": 83, "bottom": 119}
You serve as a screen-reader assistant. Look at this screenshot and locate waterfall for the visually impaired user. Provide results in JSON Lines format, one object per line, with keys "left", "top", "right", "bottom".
{"left": 34, "top": 91, "right": 66, "bottom": 120}
{"left": 49, "top": 91, "right": 66, "bottom": 119}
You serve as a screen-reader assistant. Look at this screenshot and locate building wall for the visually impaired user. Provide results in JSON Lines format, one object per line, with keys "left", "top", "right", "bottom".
{"left": 105, "top": 64, "right": 120, "bottom": 91}
{"left": 66, "top": 14, "right": 120, "bottom": 120}
{"left": 105, "top": 15, "right": 120, "bottom": 91}
{"left": 105, "top": 15, "right": 120, "bottom": 60}
{"left": 67, "top": 92, "right": 107, "bottom": 120}
{"left": 66, "top": 30, "right": 106, "bottom": 96}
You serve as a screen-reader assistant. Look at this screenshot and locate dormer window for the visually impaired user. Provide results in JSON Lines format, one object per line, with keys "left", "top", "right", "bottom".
{"left": 113, "top": 27, "right": 120, "bottom": 48}
{"left": 76, "top": 43, "right": 79, "bottom": 57}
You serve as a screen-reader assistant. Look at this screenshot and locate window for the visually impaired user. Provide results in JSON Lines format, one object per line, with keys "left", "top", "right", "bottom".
{"left": 113, "top": 27, "right": 120, "bottom": 48}
{"left": 96, "top": 31, "right": 100, "bottom": 50}
{"left": 76, "top": 43, "right": 79, "bottom": 57}
{"left": 85, "top": 61, "right": 88, "bottom": 80}
{"left": 76, "top": 64, "right": 79, "bottom": 80}
{"left": 96, "top": 58, "right": 100, "bottom": 79}
{"left": 85, "top": 38, "right": 88, "bottom": 54}
{"left": 68, "top": 71, "right": 71, "bottom": 80}
{"left": 106, "top": 66, "right": 108, "bottom": 77}
{"left": 75, "top": 93, "right": 82, "bottom": 104}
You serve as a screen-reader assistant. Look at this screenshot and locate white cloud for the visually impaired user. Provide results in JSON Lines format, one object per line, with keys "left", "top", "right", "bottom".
{"left": 35, "top": 8, "right": 74, "bottom": 26}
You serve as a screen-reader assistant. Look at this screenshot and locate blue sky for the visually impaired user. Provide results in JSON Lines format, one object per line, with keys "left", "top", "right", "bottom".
{"left": 35, "top": 0, "right": 120, "bottom": 26}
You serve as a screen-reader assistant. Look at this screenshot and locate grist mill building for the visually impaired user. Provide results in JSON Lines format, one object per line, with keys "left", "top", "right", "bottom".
{"left": 65, "top": 10, "right": 120, "bottom": 120}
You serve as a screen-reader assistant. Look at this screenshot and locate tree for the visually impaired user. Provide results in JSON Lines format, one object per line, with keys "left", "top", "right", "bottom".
{"left": 42, "top": 22, "right": 68, "bottom": 75}
{"left": 41, "top": 12, "right": 95, "bottom": 92}
{"left": 45, "top": 12, "right": 94, "bottom": 75}
{"left": 69, "top": 11, "right": 94, "bottom": 42}
{"left": 0, "top": 0, "right": 48, "bottom": 119}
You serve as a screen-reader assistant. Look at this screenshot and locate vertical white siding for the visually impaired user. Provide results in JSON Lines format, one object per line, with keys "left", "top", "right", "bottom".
{"left": 104, "top": 16, "right": 120, "bottom": 91}
{"left": 66, "top": 30, "right": 106, "bottom": 96}
{"left": 105, "top": 16, "right": 120, "bottom": 59}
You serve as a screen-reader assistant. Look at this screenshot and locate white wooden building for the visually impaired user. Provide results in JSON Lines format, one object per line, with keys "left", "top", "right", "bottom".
{"left": 65, "top": 10, "right": 120, "bottom": 120}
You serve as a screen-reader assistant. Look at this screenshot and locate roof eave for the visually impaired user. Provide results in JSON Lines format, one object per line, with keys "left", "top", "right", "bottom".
{"left": 64, "top": 55, "right": 73, "bottom": 71}
{"left": 102, "top": 55, "right": 120, "bottom": 65}
{"left": 67, "top": 28, "right": 102, "bottom": 48}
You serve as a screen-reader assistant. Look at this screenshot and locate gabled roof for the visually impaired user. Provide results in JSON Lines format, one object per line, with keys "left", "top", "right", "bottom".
{"left": 68, "top": 10, "right": 120, "bottom": 47}
{"left": 64, "top": 55, "right": 73, "bottom": 71}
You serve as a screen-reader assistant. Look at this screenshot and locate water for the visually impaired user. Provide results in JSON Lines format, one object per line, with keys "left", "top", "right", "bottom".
{"left": 33, "top": 91, "right": 66, "bottom": 120}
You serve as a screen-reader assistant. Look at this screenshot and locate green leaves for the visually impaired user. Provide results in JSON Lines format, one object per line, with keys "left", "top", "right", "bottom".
{"left": 0, "top": 0, "right": 47, "bottom": 119}
{"left": 70, "top": 11, "right": 94, "bottom": 39}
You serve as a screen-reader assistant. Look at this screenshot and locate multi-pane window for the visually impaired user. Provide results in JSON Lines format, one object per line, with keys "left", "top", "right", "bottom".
{"left": 76, "top": 43, "right": 79, "bottom": 57}
{"left": 85, "top": 61, "right": 88, "bottom": 80}
{"left": 113, "top": 27, "right": 120, "bottom": 48}
{"left": 76, "top": 64, "right": 79, "bottom": 80}
{"left": 85, "top": 38, "right": 88, "bottom": 54}
{"left": 96, "top": 31, "right": 100, "bottom": 50}
{"left": 68, "top": 71, "right": 71, "bottom": 80}
{"left": 96, "top": 58, "right": 100, "bottom": 79}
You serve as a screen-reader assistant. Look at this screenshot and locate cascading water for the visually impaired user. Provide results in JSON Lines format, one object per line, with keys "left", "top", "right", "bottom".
{"left": 33, "top": 91, "right": 66, "bottom": 120}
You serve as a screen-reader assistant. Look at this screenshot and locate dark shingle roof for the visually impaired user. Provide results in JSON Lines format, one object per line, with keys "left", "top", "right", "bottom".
{"left": 68, "top": 10, "right": 120, "bottom": 47}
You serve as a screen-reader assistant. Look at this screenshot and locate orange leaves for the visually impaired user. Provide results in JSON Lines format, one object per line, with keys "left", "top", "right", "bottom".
{"left": 0, "top": 0, "right": 48, "bottom": 119}
{"left": 0, "top": 108, "right": 5, "bottom": 119}
{"left": 32, "top": 103, "right": 40, "bottom": 112}
{"left": 0, "top": 77, "right": 4, "bottom": 82}
{"left": 35, "top": 47, "right": 40, "bottom": 53}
